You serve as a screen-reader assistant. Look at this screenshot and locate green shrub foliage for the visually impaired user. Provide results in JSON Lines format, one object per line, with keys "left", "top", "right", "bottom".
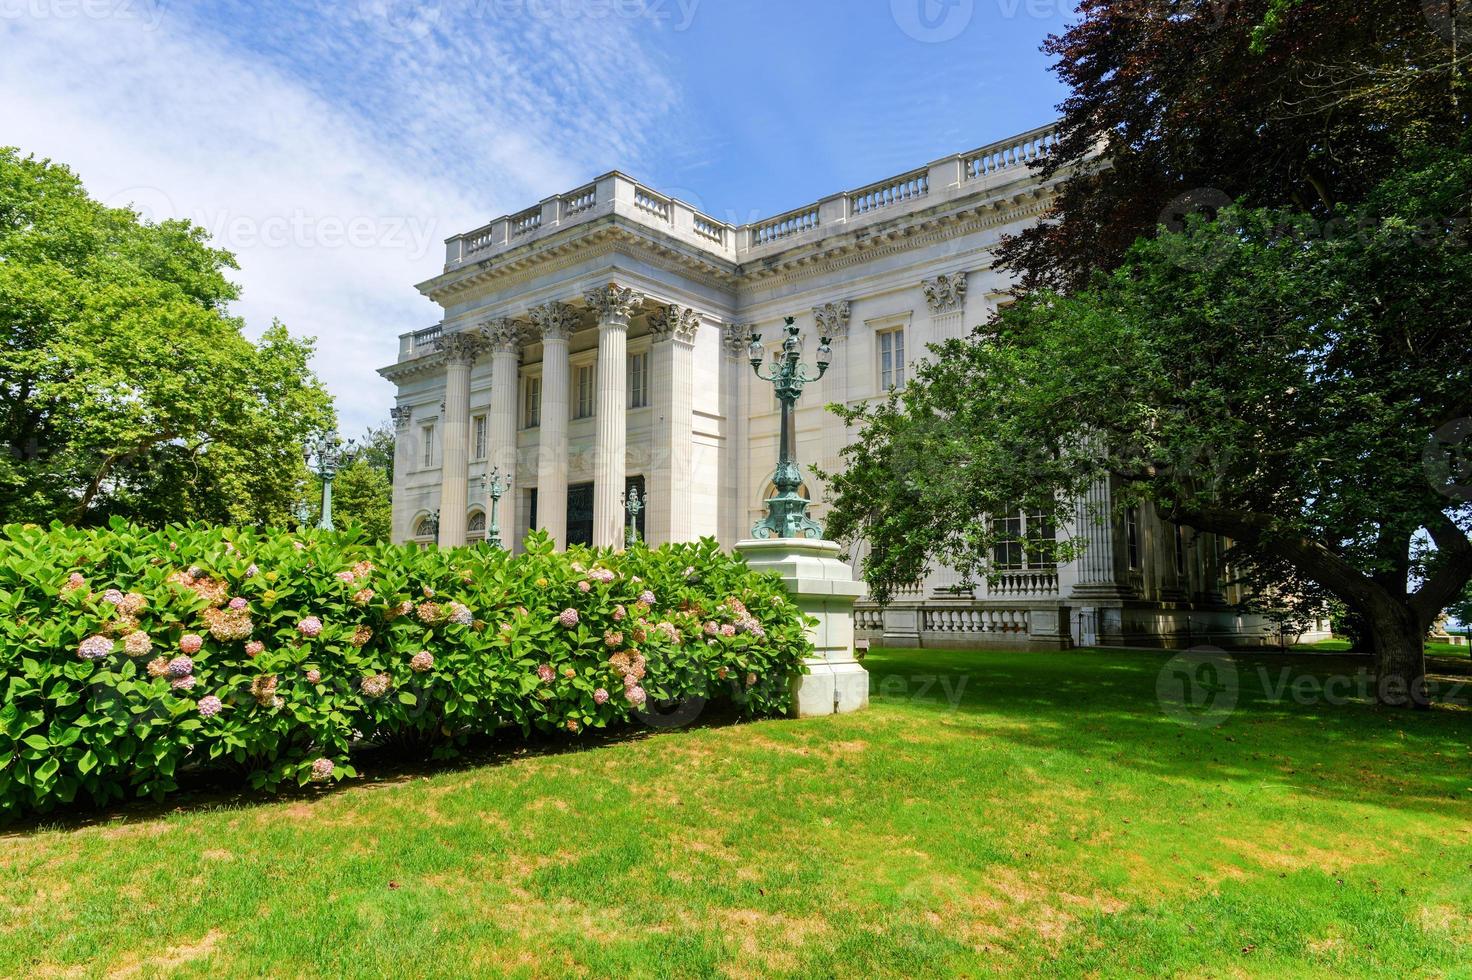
{"left": 0, "top": 522, "right": 812, "bottom": 813}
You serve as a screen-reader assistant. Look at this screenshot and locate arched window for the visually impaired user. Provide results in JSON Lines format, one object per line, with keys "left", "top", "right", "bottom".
{"left": 467, "top": 510, "right": 487, "bottom": 543}
{"left": 413, "top": 515, "right": 437, "bottom": 550}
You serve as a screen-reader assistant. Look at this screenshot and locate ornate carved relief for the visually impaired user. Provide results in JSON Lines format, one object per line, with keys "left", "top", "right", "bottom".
{"left": 649, "top": 304, "right": 701, "bottom": 345}
{"left": 389, "top": 405, "right": 413, "bottom": 430}
{"left": 529, "top": 301, "right": 578, "bottom": 342}
{"left": 812, "top": 301, "right": 851, "bottom": 340}
{"left": 479, "top": 317, "right": 524, "bottom": 354}
{"left": 722, "top": 322, "right": 753, "bottom": 359}
{"left": 584, "top": 282, "right": 646, "bottom": 326}
{"left": 922, "top": 273, "right": 969, "bottom": 314}
{"left": 435, "top": 331, "right": 488, "bottom": 364}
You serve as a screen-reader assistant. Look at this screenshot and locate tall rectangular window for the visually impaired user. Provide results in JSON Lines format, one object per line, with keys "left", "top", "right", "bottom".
{"left": 574, "top": 365, "right": 596, "bottom": 419}
{"left": 1174, "top": 523, "right": 1188, "bottom": 577}
{"left": 879, "top": 329, "right": 906, "bottom": 391}
{"left": 524, "top": 376, "right": 542, "bottom": 428}
{"left": 472, "top": 414, "right": 487, "bottom": 460}
{"left": 992, "top": 510, "right": 1024, "bottom": 570}
{"left": 1026, "top": 512, "right": 1058, "bottom": 569}
{"left": 420, "top": 424, "right": 436, "bottom": 469}
{"left": 1126, "top": 507, "right": 1141, "bottom": 570}
{"left": 628, "top": 351, "right": 649, "bottom": 408}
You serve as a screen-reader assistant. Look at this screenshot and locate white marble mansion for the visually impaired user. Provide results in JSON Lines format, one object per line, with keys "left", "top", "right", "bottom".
{"left": 381, "top": 122, "right": 1327, "bottom": 650}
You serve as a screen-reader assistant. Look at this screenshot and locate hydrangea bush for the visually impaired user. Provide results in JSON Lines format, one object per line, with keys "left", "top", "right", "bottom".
{"left": 0, "top": 521, "right": 812, "bottom": 814}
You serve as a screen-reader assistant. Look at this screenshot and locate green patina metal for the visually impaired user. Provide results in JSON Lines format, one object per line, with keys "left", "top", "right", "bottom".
{"left": 481, "top": 467, "right": 511, "bottom": 549}
{"left": 622, "top": 484, "right": 644, "bottom": 548}
{"left": 748, "top": 316, "right": 833, "bottom": 540}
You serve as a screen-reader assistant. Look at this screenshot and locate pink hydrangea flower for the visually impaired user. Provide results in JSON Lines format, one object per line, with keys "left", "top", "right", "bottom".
{"left": 197, "top": 695, "right": 223, "bottom": 718}
{"left": 536, "top": 664, "right": 555, "bottom": 683}
{"left": 626, "top": 685, "right": 647, "bottom": 706}
{"left": 638, "top": 590, "right": 656, "bottom": 606}
{"left": 306, "top": 668, "right": 322, "bottom": 684}
{"left": 245, "top": 641, "right": 265, "bottom": 657}
{"left": 65, "top": 572, "right": 87, "bottom": 591}
{"left": 447, "top": 602, "right": 473, "bottom": 626}
{"left": 704, "top": 622, "right": 719, "bottom": 637}
{"left": 612, "top": 605, "right": 627, "bottom": 622}
{"left": 604, "top": 630, "right": 624, "bottom": 648}
{"left": 180, "top": 634, "right": 204, "bottom": 655}
{"left": 410, "top": 651, "right": 434, "bottom": 673}
{"left": 720, "top": 624, "right": 737, "bottom": 638}
{"left": 297, "top": 617, "right": 323, "bottom": 638}
{"left": 422, "top": 586, "right": 435, "bottom": 598}
{"left": 167, "top": 656, "right": 194, "bottom": 678}
{"left": 594, "top": 688, "right": 610, "bottom": 705}
{"left": 102, "top": 589, "right": 125, "bottom": 606}
{"left": 361, "top": 674, "right": 392, "bottom": 698}
{"left": 352, "top": 588, "right": 375, "bottom": 606}
{"left": 656, "top": 622, "right": 681, "bottom": 644}
{"left": 336, "top": 571, "right": 356, "bottom": 583}
{"left": 590, "top": 568, "right": 616, "bottom": 584}
{"left": 78, "top": 635, "right": 112, "bottom": 661}
{"left": 566, "top": 719, "right": 580, "bottom": 733}
{"left": 310, "top": 758, "right": 335, "bottom": 782}
{"left": 170, "top": 675, "right": 196, "bottom": 692}
{"left": 245, "top": 564, "right": 259, "bottom": 578}
{"left": 123, "top": 632, "right": 152, "bottom": 657}
{"left": 558, "top": 608, "right": 579, "bottom": 629}
{"left": 228, "top": 597, "right": 248, "bottom": 610}
{"left": 578, "top": 581, "right": 591, "bottom": 593}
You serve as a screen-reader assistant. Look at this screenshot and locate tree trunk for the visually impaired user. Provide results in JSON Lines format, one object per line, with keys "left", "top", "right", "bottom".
{"left": 1363, "top": 602, "right": 1430, "bottom": 710}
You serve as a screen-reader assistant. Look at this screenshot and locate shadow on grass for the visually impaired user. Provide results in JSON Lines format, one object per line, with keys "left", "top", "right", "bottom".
{"left": 863, "top": 647, "right": 1471, "bottom": 817}
{"left": 0, "top": 699, "right": 763, "bottom": 838}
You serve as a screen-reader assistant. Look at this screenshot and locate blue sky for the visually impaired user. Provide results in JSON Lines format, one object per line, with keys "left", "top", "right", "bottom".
{"left": 1, "top": 0, "right": 1073, "bottom": 433}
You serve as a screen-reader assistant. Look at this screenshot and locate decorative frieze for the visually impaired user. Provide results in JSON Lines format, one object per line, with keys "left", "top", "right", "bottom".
{"left": 585, "top": 282, "right": 646, "bottom": 326}
{"left": 649, "top": 304, "right": 701, "bottom": 345}
{"left": 389, "top": 405, "right": 413, "bottom": 430}
{"left": 479, "top": 317, "right": 524, "bottom": 354}
{"left": 530, "top": 301, "right": 578, "bottom": 342}
{"left": 812, "top": 301, "right": 851, "bottom": 340}
{"left": 435, "top": 331, "right": 487, "bottom": 365}
{"left": 922, "top": 273, "right": 968, "bottom": 314}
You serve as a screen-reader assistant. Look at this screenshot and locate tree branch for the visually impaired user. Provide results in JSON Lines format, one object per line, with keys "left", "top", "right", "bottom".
{"left": 1410, "top": 511, "right": 1472, "bottom": 627}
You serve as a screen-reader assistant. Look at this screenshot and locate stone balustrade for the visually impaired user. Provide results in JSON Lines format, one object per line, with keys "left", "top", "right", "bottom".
{"left": 988, "top": 569, "right": 1059, "bottom": 598}
{"left": 436, "top": 123, "right": 1059, "bottom": 276}
{"left": 853, "top": 598, "right": 1071, "bottom": 650}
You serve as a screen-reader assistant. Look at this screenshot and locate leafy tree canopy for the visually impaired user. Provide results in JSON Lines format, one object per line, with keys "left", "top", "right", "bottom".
{"left": 0, "top": 148, "right": 334, "bottom": 527}
{"left": 826, "top": 143, "right": 1472, "bottom": 706}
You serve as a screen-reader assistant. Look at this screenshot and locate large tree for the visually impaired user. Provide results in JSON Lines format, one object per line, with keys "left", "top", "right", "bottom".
{"left": 826, "top": 144, "right": 1472, "bottom": 708}
{"left": 0, "top": 149, "right": 334, "bottom": 527}
{"left": 1000, "top": 0, "right": 1468, "bottom": 290}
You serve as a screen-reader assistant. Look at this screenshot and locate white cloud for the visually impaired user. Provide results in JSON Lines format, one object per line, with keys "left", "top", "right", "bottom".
{"left": 0, "top": 0, "right": 684, "bottom": 434}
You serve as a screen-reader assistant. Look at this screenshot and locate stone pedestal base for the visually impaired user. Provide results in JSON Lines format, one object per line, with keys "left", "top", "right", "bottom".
{"left": 736, "top": 538, "right": 869, "bottom": 718}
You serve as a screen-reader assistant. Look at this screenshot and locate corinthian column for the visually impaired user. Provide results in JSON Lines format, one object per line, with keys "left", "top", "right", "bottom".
{"left": 389, "top": 405, "right": 413, "bottom": 544}
{"left": 586, "top": 283, "right": 645, "bottom": 549}
{"left": 721, "top": 323, "right": 751, "bottom": 546}
{"left": 648, "top": 304, "right": 700, "bottom": 545}
{"left": 531, "top": 302, "right": 576, "bottom": 547}
{"left": 922, "top": 273, "right": 969, "bottom": 346}
{"left": 482, "top": 317, "right": 523, "bottom": 548}
{"left": 435, "top": 332, "right": 485, "bottom": 547}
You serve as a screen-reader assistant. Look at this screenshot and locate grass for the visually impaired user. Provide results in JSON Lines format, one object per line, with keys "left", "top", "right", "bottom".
{"left": 2, "top": 647, "right": 1470, "bottom": 978}
{"left": 1295, "top": 637, "right": 1471, "bottom": 659}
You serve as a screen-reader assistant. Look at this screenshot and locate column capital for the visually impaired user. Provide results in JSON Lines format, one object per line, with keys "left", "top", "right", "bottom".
{"left": 722, "top": 322, "right": 753, "bottom": 359}
{"left": 649, "top": 304, "right": 700, "bottom": 346}
{"left": 922, "top": 273, "right": 968, "bottom": 314}
{"left": 530, "top": 301, "right": 578, "bottom": 342}
{"left": 436, "top": 331, "right": 488, "bottom": 365}
{"left": 813, "top": 300, "right": 851, "bottom": 340}
{"left": 390, "top": 405, "right": 413, "bottom": 430}
{"left": 585, "top": 282, "right": 646, "bottom": 327}
{"left": 479, "top": 317, "right": 524, "bottom": 355}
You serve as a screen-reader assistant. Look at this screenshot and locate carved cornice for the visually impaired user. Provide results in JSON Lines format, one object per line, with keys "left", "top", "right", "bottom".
{"left": 812, "top": 301, "right": 851, "bottom": 340}
{"left": 722, "top": 322, "right": 753, "bottom": 359}
{"left": 584, "top": 282, "right": 647, "bottom": 327}
{"left": 649, "top": 304, "right": 701, "bottom": 345}
{"left": 529, "top": 301, "right": 578, "bottom": 342}
{"left": 390, "top": 405, "right": 413, "bottom": 430}
{"left": 922, "top": 272, "right": 968, "bottom": 314}
{"left": 435, "top": 331, "right": 487, "bottom": 365}
{"left": 479, "top": 317, "right": 524, "bottom": 354}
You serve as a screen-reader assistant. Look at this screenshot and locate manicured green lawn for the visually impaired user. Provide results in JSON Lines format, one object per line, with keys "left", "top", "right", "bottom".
{"left": 1296, "top": 637, "right": 1471, "bottom": 659}
{"left": 2, "top": 647, "right": 1469, "bottom": 977}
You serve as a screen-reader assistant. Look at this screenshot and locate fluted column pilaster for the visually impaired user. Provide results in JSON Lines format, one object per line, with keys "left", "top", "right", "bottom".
{"left": 1069, "top": 475, "right": 1133, "bottom": 600}
{"left": 436, "top": 332, "right": 484, "bottom": 547}
{"left": 531, "top": 302, "right": 575, "bottom": 547}
{"left": 587, "top": 284, "right": 645, "bottom": 549}
{"left": 389, "top": 405, "right": 414, "bottom": 544}
{"left": 721, "top": 323, "right": 751, "bottom": 546}
{"left": 648, "top": 304, "right": 699, "bottom": 545}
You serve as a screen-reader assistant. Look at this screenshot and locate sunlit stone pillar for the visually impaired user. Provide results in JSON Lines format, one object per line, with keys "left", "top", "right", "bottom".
{"left": 389, "top": 405, "right": 413, "bottom": 544}
{"left": 721, "top": 323, "right": 751, "bottom": 545}
{"left": 586, "top": 283, "right": 645, "bottom": 549}
{"left": 436, "top": 332, "right": 485, "bottom": 547}
{"left": 531, "top": 302, "right": 576, "bottom": 548}
{"left": 648, "top": 304, "right": 699, "bottom": 545}
{"left": 482, "top": 318, "right": 522, "bottom": 550}
{"left": 813, "top": 301, "right": 851, "bottom": 506}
